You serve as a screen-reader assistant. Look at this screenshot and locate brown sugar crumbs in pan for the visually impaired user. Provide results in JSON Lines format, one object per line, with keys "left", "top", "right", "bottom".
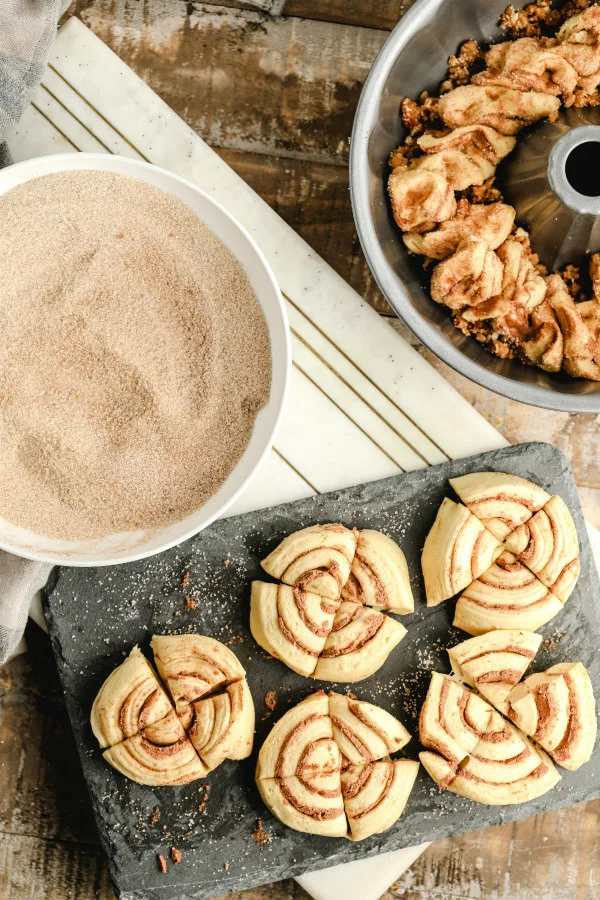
{"left": 388, "top": 0, "right": 600, "bottom": 381}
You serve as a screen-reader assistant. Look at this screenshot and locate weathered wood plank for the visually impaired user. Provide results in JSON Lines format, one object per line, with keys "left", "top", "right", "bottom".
{"left": 67, "top": 0, "right": 386, "bottom": 165}
{"left": 283, "top": 0, "right": 414, "bottom": 31}
{"left": 391, "top": 800, "right": 600, "bottom": 900}
{"left": 67, "top": 1, "right": 413, "bottom": 33}
{"left": 217, "top": 147, "right": 389, "bottom": 313}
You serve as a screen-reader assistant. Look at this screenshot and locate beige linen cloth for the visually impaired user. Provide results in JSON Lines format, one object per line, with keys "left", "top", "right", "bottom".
{"left": 0, "top": 0, "right": 68, "bottom": 664}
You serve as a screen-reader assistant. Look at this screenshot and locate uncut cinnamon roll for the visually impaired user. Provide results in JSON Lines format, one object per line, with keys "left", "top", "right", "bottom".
{"left": 90, "top": 646, "right": 172, "bottom": 749}
{"left": 261, "top": 524, "right": 357, "bottom": 600}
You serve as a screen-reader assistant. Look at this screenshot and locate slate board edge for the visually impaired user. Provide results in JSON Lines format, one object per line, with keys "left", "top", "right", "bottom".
{"left": 42, "top": 441, "right": 600, "bottom": 900}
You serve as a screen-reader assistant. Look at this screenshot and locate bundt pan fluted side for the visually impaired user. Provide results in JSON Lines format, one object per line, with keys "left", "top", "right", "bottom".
{"left": 350, "top": 0, "right": 600, "bottom": 412}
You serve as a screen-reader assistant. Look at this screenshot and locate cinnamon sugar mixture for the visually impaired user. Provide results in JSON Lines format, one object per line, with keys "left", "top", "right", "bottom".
{"left": 0, "top": 171, "right": 271, "bottom": 540}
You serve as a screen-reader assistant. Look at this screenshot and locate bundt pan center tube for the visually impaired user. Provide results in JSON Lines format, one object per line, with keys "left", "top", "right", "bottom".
{"left": 350, "top": 0, "right": 600, "bottom": 411}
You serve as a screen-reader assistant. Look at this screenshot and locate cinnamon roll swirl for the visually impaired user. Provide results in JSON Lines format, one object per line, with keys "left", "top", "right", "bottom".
{"left": 454, "top": 551, "right": 564, "bottom": 635}
{"left": 507, "top": 662, "right": 596, "bottom": 771}
{"left": 422, "top": 498, "right": 503, "bottom": 606}
{"left": 505, "top": 495, "right": 580, "bottom": 602}
{"left": 103, "top": 709, "right": 208, "bottom": 786}
{"left": 448, "top": 629, "right": 542, "bottom": 714}
{"left": 261, "top": 523, "right": 357, "bottom": 601}
{"left": 91, "top": 646, "right": 172, "bottom": 749}
{"left": 449, "top": 471, "right": 551, "bottom": 541}
{"left": 341, "top": 759, "right": 419, "bottom": 841}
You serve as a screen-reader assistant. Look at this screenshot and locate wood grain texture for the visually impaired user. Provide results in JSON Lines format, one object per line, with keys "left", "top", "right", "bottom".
{"left": 68, "top": 0, "right": 386, "bottom": 165}
{"left": 2, "top": 2, "right": 599, "bottom": 899}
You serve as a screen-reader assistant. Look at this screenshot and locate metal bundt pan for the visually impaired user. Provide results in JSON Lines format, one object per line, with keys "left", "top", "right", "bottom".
{"left": 350, "top": 0, "right": 600, "bottom": 412}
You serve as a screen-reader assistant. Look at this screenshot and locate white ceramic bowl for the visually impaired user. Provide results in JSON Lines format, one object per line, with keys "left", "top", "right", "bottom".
{"left": 0, "top": 153, "right": 290, "bottom": 566}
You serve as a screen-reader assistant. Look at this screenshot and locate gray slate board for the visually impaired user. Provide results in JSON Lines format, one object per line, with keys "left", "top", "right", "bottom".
{"left": 43, "top": 442, "right": 600, "bottom": 900}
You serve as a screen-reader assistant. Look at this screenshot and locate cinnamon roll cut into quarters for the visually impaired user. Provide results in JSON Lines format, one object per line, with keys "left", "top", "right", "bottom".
{"left": 419, "top": 673, "right": 560, "bottom": 804}
{"left": 252, "top": 524, "right": 412, "bottom": 680}
{"left": 448, "top": 629, "right": 542, "bottom": 714}
{"left": 92, "top": 635, "right": 254, "bottom": 786}
{"left": 256, "top": 691, "right": 418, "bottom": 839}
{"left": 421, "top": 497, "right": 503, "bottom": 606}
{"left": 507, "top": 662, "right": 596, "bottom": 771}
{"left": 387, "top": 6, "right": 600, "bottom": 381}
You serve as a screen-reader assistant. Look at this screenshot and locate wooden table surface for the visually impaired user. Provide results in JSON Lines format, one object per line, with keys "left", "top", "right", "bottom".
{"left": 1, "top": 2, "right": 599, "bottom": 899}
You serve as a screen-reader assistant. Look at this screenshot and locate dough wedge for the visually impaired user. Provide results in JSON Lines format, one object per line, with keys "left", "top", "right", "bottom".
{"left": 422, "top": 498, "right": 502, "bottom": 606}
{"left": 182, "top": 679, "right": 255, "bottom": 770}
{"left": 505, "top": 495, "right": 580, "bottom": 601}
{"left": 342, "top": 759, "right": 419, "bottom": 841}
{"left": 448, "top": 629, "right": 542, "bottom": 713}
{"left": 91, "top": 645, "right": 172, "bottom": 749}
{"left": 150, "top": 633, "right": 246, "bottom": 710}
{"left": 257, "top": 768, "right": 347, "bottom": 838}
{"left": 419, "top": 672, "right": 493, "bottom": 764}
{"left": 449, "top": 471, "right": 550, "bottom": 541}
{"left": 329, "top": 691, "right": 410, "bottom": 765}
{"left": 341, "top": 529, "right": 414, "bottom": 613}
{"left": 256, "top": 691, "right": 333, "bottom": 779}
{"left": 312, "top": 601, "right": 407, "bottom": 683}
{"left": 103, "top": 709, "right": 208, "bottom": 786}
{"left": 249, "top": 581, "right": 337, "bottom": 677}
{"left": 261, "top": 523, "right": 357, "bottom": 600}
{"left": 454, "top": 551, "right": 563, "bottom": 635}
{"left": 507, "top": 662, "right": 596, "bottom": 770}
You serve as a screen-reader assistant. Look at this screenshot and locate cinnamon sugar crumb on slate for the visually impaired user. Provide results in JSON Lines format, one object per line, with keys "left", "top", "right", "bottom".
{"left": 184, "top": 595, "right": 198, "bottom": 611}
{"left": 150, "top": 806, "right": 160, "bottom": 825}
{"left": 264, "top": 691, "right": 277, "bottom": 711}
{"left": 252, "top": 818, "right": 273, "bottom": 847}
{"left": 181, "top": 572, "right": 190, "bottom": 589}
{"left": 157, "top": 854, "right": 167, "bottom": 874}
{"left": 171, "top": 848, "right": 182, "bottom": 865}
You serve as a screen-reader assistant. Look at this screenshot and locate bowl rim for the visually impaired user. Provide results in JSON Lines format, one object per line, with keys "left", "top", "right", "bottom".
{"left": 0, "top": 152, "right": 291, "bottom": 566}
{"left": 349, "top": 0, "right": 600, "bottom": 413}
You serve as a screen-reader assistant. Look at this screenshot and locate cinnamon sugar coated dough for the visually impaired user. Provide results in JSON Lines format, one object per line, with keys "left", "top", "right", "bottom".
{"left": 0, "top": 171, "right": 271, "bottom": 539}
